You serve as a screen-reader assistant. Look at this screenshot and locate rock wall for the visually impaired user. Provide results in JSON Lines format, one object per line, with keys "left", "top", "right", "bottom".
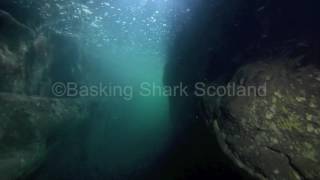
{"left": 0, "top": 10, "right": 89, "bottom": 180}
{"left": 210, "top": 56, "right": 320, "bottom": 179}
{"left": 165, "top": 0, "right": 320, "bottom": 179}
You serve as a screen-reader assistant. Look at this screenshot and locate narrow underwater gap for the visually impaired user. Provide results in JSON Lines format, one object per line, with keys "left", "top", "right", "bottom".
{"left": 23, "top": 0, "right": 175, "bottom": 179}
{"left": 2, "top": 0, "right": 319, "bottom": 179}
{"left": 81, "top": 50, "right": 173, "bottom": 179}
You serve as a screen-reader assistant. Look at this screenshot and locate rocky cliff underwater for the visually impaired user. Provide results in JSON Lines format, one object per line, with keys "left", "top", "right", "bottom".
{"left": 0, "top": 0, "right": 320, "bottom": 180}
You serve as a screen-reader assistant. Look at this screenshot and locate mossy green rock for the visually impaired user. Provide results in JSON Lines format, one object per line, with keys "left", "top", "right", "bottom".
{"left": 209, "top": 60, "right": 320, "bottom": 180}
{"left": 0, "top": 93, "right": 88, "bottom": 180}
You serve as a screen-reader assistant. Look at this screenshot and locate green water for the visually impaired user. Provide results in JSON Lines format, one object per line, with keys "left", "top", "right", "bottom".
{"left": 85, "top": 49, "right": 172, "bottom": 176}
{"left": 79, "top": 3, "right": 173, "bottom": 176}
{"left": 20, "top": 0, "right": 179, "bottom": 178}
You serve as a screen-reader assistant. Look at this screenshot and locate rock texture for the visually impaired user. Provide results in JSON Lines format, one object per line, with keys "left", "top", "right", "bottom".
{"left": 0, "top": 93, "right": 87, "bottom": 180}
{"left": 0, "top": 10, "right": 89, "bottom": 180}
{"left": 208, "top": 56, "right": 320, "bottom": 179}
{"left": 0, "top": 9, "right": 34, "bottom": 94}
{"left": 164, "top": 0, "right": 319, "bottom": 178}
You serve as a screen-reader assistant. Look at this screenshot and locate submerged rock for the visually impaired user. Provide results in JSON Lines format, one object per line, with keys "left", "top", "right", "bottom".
{"left": 0, "top": 93, "right": 88, "bottom": 180}
{"left": 0, "top": 10, "right": 35, "bottom": 45}
{"left": 0, "top": 10, "right": 90, "bottom": 180}
{"left": 0, "top": 9, "right": 34, "bottom": 94}
{"left": 0, "top": 9, "right": 84, "bottom": 96}
{"left": 208, "top": 57, "right": 320, "bottom": 179}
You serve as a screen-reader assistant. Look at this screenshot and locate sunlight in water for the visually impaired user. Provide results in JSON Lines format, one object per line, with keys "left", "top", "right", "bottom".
{"left": 10, "top": 0, "right": 177, "bottom": 178}
{"left": 78, "top": 0, "right": 173, "bottom": 176}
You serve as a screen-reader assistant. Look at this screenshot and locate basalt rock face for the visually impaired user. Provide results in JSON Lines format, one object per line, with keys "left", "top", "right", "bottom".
{"left": 201, "top": 0, "right": 320, "bottom": 178}
{"left": 0, "top": 10, "right": 89, "bottom": 180}
{"left": 207, "top": 56, "right": 320, "bottom": 179}
{"left": 165, "top": 0, "right": 320, "bottom": 179}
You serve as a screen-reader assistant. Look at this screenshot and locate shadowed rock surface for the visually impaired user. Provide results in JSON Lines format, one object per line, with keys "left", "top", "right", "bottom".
{"left": 0, "top": 93, "right": 88, "bottom": 180}
{"left": 165, "top": 0, "right": 320, "bottom": 179}
{"left": 209, "top": 57, "right": 320, "bottom": 179}
{"left": 0, "top": 10, "right": 90, "bottom": 180}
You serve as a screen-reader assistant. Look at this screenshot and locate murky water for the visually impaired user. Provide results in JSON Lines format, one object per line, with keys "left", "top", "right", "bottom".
{"left": 21, "top": 0, "right": 176, "bottom": 179}
{"left": 1, "top": 0, "right": 319, "bottom": 179}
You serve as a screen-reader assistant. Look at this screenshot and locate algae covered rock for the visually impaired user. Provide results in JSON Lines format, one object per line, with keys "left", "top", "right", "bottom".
{"left": 0, "top": 93, "right": 88, "bottom": 180}
{"left": 209, "top": 58, "right": 320, "bottom": 180}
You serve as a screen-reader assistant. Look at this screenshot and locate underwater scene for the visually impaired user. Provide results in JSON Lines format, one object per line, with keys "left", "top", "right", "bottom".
{"left": 0, "top": 0, "right": 319, "bottom": 179}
